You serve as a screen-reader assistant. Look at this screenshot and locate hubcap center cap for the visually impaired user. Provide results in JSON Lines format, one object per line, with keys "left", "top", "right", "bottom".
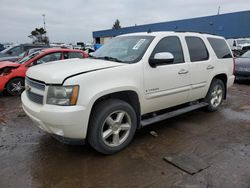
{"left": 112, "top": 123, "right": 120, "bottom": 131}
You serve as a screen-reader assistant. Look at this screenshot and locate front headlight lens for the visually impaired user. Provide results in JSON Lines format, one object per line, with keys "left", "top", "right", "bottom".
{"left": 47, "top": 85, "right": 79, "bottom": 106}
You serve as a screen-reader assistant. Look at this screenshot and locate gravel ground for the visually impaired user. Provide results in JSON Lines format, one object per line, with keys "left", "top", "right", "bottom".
{"left": 0, "top": 83, "right": 250, "bottom": 188}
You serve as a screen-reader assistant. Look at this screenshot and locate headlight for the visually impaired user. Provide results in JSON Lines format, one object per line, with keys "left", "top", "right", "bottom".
{"left": 47, "top": 85, "right": 79, "bottom": 106}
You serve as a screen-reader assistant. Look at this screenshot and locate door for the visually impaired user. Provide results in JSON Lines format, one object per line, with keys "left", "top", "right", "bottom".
{"left": 185, "top": 36, "right": 213, "bottom": 101}
{"left": 143, "top": 36, "right": 191, "bottom": 113}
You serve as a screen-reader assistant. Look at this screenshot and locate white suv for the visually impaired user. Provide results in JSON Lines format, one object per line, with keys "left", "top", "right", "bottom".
{"left": 21, "top": 32, "right": 235, "bottom": 154}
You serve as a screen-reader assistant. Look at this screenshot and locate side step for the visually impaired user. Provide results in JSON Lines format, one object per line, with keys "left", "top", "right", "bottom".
{"left": 141, "top": 102, "right": 208, "bottom": 127}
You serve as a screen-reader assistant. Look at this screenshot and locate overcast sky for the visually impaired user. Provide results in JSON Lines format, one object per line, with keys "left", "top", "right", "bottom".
{"left": 0, "top": 0, "right": 249, "bottom": 44}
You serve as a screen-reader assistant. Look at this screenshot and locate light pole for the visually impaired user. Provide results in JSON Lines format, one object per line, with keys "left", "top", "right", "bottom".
{"left": 42, "top": 14, "right": 46, "bottom": 31}
{"left": 42, "top": 14, "right": 46, "bottom": 38}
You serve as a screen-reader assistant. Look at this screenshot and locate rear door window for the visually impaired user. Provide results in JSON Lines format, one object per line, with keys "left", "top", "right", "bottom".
{"left": 185, "top": 37, "right": 209, "bottom": 62}
{"left": 9, "top": 46, "right": 22, "bottom": 56}
{"left": 207, "top": 38, "right": 232, "bottom": 59}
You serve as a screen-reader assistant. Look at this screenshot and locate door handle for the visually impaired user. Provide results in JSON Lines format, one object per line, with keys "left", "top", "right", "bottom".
{"left": 178, "top": 69, "right": 189, "bottom": 74}
{"left": 207, "top": 65, "right": 214, "bottom": 70}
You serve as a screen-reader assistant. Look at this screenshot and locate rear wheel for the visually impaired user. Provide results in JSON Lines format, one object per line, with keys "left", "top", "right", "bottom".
{"left": 88, "top": 99, "right": 137, "bottom": 154}
{"left": 204, "top": 79, "right": 225, "bottom": 112}
{"left": 6, "top": 78, "right": 25, "bottom": 96}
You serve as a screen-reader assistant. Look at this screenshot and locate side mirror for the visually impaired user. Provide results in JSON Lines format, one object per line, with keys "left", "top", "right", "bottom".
{"left": 149, "top": 52, "right": 174, "bottom": 68}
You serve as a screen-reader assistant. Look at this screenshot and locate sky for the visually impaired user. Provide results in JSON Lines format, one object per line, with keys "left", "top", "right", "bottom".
{"left": 0, "top": 0, "right": 249, "bottom": 44}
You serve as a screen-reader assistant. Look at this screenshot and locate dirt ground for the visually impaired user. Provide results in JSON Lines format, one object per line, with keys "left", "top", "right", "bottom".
{"left": 0, "top": 83, "right": 250, "bottom": 188}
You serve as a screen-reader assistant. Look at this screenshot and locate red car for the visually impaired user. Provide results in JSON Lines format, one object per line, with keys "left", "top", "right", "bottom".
{"left": 0, "top": 48, "right": 88, "bottom": 95}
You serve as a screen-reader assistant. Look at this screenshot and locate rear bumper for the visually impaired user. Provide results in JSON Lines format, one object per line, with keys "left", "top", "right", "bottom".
{"left": 227, "top": 75, "right": 235, "bottom": 88}
{"left": 234, "top": 72, "right": 250, "bottom": 80}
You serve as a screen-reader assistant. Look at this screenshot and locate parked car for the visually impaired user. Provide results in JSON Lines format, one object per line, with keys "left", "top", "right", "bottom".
{"left": 0, "top": 44, "right": 49, "bottom": 58}
{"left": 21, "top": 32, "right": 235, "bottom": 154}
{"left": 0, "top": 43, "right": 5, "bottom": 51}
{"left": 234, "top": 50, "right": 250, "bottom": 81}
{"left": 0, "top": 47, "right": 47, "bottom": 62}
{"left": 0, "top": 48, "right": 88, "bottom": 95}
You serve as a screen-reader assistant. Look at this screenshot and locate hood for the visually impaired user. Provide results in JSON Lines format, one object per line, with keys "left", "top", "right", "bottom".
{"left": 27, "top": 58, "right": 124, "bottom": 84}
{"left": 235, "top": 58, "right": 250, "bottom": 68}
{"left": 0, "top": 61, "right": 19, "bottom": 69}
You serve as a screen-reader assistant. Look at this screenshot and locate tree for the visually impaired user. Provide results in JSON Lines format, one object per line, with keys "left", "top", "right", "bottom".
{"left": 28, "top": 27, "right": 49, "bottom": 44}
{"left": 112, "top": 19, "right": 121, "bottom": 29}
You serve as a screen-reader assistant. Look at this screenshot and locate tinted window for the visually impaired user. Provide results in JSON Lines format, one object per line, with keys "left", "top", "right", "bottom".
{"left": 151, "top": 36, "right": 184, "bottom": 63}
{"left": 186, "top": 37, "right": 209, "bottom": 62}
{"left": 35, "top": 52, "right": 61, "bottom": 65}
{"left": 64, "top": 52, "right": 83, "bottom": 59}
{"left": 208, "top": 38, "right": 232, "bottom": 59}
{"left": 9, "top": 46, "right": 22, "bottom": 55}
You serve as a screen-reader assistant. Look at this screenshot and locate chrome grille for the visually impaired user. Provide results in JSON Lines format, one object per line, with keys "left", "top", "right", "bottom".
{"left": 27, "top": 91, "right": 44, "bottom": 104}
{"left": 26, "top": 77, "right": 45, "bottom": 91}
{"left": 25, "top": 77, "right": 45, "bottom": 105}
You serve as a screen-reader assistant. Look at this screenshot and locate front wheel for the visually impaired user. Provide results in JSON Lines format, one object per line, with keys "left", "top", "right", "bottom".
{"left": 88, "top": 99, "right": 137, "bottom": 154}
{"left": 204, "top": 79, "right": 225, "bottom": 112}
{"left": 6, "top": 78, "right": 25, "bottom": 96}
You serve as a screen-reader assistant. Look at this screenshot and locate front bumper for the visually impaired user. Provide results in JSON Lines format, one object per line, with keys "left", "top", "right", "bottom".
{"left": 0, "top": 76, "right": 9, "bottom": 92}
{"left": 21, "top": 91, "right": 90, "bottom": 139}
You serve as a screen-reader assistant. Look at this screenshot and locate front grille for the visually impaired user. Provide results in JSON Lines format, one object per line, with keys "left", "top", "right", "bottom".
{"left": 27, "top": 91, "right": 44, "bottom": 104}
{"left": 26, "top": 77, "right": 45, "bottom": 91}
{"left": 26, "top": 77, "right": 46, "bottom": 105}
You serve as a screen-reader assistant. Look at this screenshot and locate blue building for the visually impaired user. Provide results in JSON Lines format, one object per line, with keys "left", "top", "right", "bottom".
{"left": 93, "top": 10, "right": 250, "bottom": 44}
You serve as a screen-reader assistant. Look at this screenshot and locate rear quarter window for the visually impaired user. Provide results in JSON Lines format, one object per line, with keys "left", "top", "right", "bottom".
{"left": 207, "top": 38, "right": 232, "bottom": 59}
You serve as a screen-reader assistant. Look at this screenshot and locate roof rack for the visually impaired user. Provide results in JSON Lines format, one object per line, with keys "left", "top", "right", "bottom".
{"left": 174, "top": 31, "right": 216, "bottom": 35}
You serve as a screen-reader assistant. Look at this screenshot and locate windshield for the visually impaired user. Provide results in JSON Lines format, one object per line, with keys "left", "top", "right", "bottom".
{"left": 92, "top": 35, "right": 154, "bottom": 63}
{"left": 237, "top": 40, "right": 250, "bottom": 45}
{"left": 1, "top": 45, "right": 16, "bottom": 53}
{"left": 241, "top": 50, "right": 250, "bottom": 58}
{"left": 18, "top": 51, "right": 25, "bottom": 57}
{"left": 17, "top": 51, "right": 42, "bottom": 64}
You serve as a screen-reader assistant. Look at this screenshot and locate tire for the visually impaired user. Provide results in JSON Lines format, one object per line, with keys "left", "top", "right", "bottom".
{"left": 88, "top": 99, "right": 137, "bottom": 155}
{"left": 6, "top": 78, "right": 25, "bottom": 96}
{"left": 204, "top": 79, "right": 225, "bottom": 112}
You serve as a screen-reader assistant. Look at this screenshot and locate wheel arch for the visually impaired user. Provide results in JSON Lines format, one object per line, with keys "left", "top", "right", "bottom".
{"left": 4, "top": 76, "right": 25, "bottom": 89}
{"left": 211, "top": 73, "right": 227, "bottom": 99}
{"left": 89, "top": 90, "right": 141, "bottom": 130}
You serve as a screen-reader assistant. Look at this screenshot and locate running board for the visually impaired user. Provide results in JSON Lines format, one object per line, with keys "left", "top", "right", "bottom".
{"left": 141, "top": 102, "right": 208, "bottom": 127}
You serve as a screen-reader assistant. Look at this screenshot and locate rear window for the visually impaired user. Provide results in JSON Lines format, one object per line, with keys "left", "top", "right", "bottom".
{"left": 185, "top": 37, "right": 209, "bottom": 62}
{"left": 208, "top": 38, "right": 232, "bottom": 59}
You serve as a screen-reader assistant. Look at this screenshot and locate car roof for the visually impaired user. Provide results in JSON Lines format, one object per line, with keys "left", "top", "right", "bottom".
{"left": 120, "top": 31, "right": 225, "bottom": 39}
{"left": 41, "top": 48, "right": 83, "bottom": 53}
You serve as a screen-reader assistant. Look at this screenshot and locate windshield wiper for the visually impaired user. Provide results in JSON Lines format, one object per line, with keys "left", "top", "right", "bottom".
{"left": 96, "top": 56, "right": 123, "bottom": 63}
